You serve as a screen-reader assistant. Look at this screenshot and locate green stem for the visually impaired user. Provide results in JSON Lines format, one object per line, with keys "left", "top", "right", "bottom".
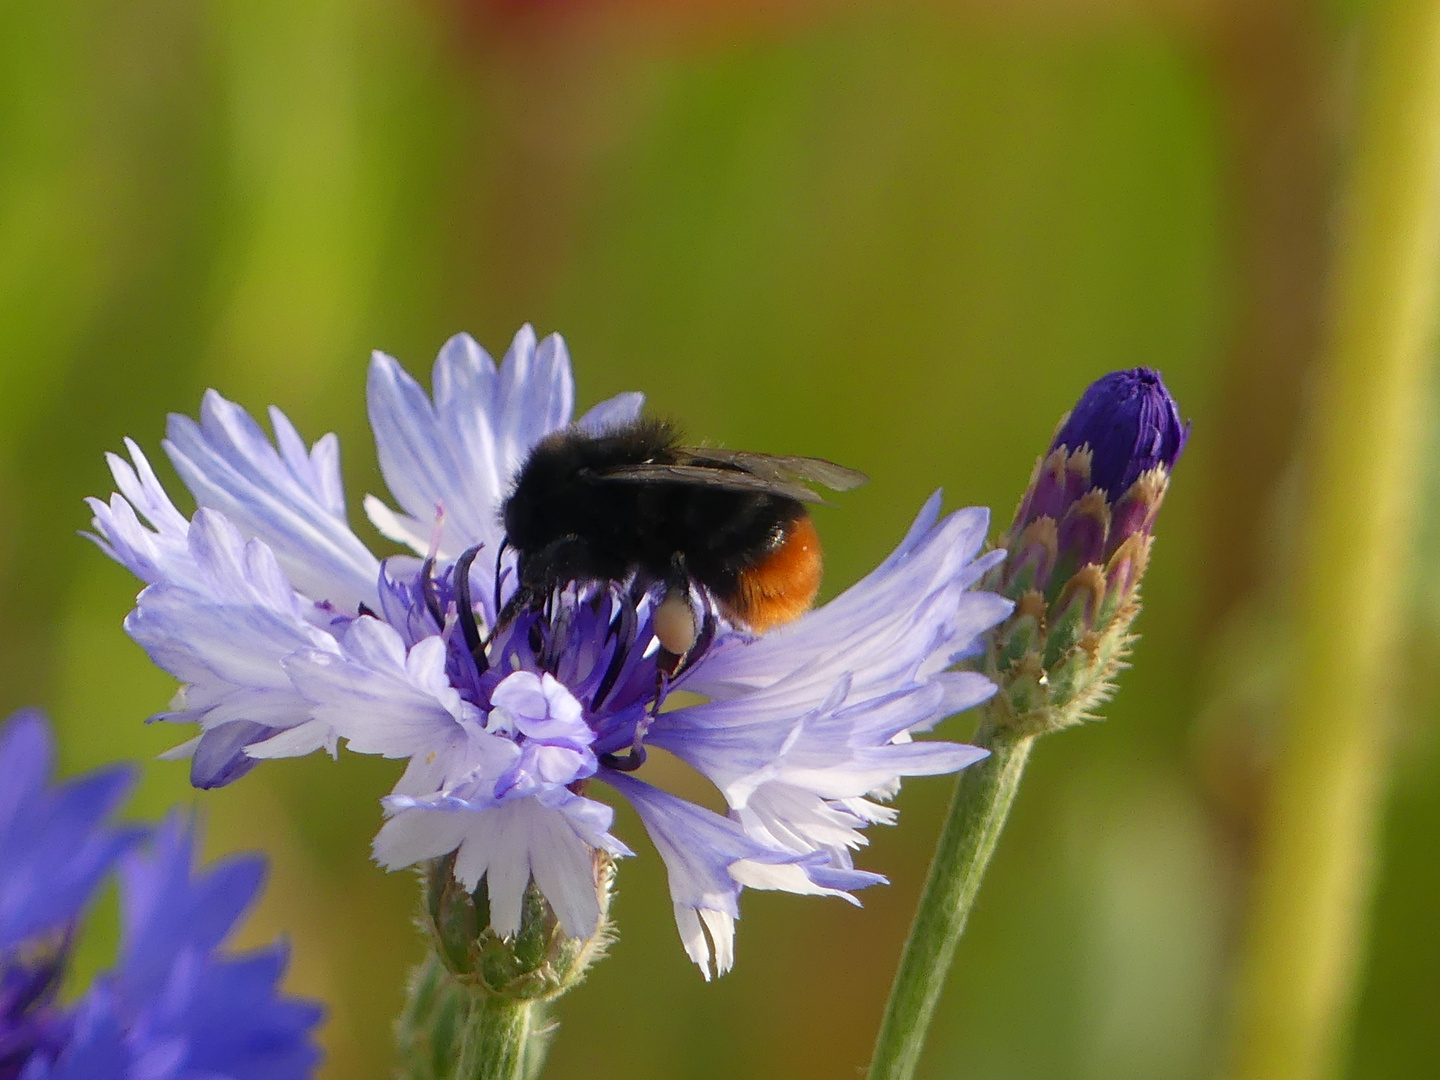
{"left": 455, "top": 997, "right": 536, "bottom": 1080}
{"left": 1224, "top": 3, "right": 1440, "bottom": 1078}
{"left": 867, "top": 723, "right": 1035, "bottom": 1080}
{"left": 395, "top": 953, "right": 547, "bottom": 1080}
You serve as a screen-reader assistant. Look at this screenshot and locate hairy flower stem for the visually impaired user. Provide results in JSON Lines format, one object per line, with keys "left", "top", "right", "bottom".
{"left": 1225, "top": 2, "right": 1440, "bottom": 1078}
{"left": 867, "top": 719, "right": 1035, "bottom": 1080}
{"left": 455, "top": 997, "right": 537, "bottom": 1080}
{"left": 396, "top": 952, "right": 550, "bottom": 1080}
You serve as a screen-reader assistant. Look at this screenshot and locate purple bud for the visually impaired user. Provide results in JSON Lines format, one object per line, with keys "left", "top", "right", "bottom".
{"left": 1050, "top": 367, "right": 1188, "bottom": 499}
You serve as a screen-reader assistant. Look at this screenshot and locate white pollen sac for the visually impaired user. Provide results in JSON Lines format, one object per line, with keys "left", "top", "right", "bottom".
{"left": 654, "top": 587, "right": 699, "bottom": 655}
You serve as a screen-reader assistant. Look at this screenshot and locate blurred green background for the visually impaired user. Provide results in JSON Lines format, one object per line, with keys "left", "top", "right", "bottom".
{"left": 2, "top": 0, "right": 1434, "bottom": 1076}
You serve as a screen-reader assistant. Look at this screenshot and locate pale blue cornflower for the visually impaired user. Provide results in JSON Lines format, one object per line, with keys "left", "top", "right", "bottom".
{"left": 88, "top": 328, "right": 1012, "bottom": 977}
{"left": 0, "top": 710, "right": 322, "bottom": 1079}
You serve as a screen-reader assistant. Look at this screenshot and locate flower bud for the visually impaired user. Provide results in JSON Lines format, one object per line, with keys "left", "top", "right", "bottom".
{"left": 1049, "top": 366, "right": 1187, "bottom": 499}
{"left": 420, "top": 852, "right": 616, "bottom": 1002}
{"left": 981, "top": 367, "right": 1187, "bottom": 735}
{"left": 394, "top": 853, "right": 616, "bottom": 1078}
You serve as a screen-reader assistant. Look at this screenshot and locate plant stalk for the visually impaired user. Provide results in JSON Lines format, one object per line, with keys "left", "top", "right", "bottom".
{"left": 1224, "top": 2, "right": 1440, "bottom": 1077}
{"left": 455, "top": 997, "right": 536, "bottom": 1080}
{"left": 395, "top": 952, "right": 546, "bottom": 1080}
{"left": 867, "top": 722, "right": 1035, "bottom": 1080}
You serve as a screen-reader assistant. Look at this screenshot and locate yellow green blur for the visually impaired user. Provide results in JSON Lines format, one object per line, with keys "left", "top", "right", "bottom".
{"left": 1, "top": 2, "right": 1436, "bottom": 1078}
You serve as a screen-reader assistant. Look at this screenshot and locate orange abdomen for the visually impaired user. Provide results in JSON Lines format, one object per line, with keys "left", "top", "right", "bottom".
{"left": 725, "top": 515, "right": 823, "bottom": 632}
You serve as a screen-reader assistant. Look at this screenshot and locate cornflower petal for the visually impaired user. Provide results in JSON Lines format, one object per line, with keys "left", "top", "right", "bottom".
{"left": 375, "top": 789, "right": 630, "bottom": 938}
{"left": 281, "top": 617, "right": 515, "bottom": 801}
{"left": 3, "top": 718, "right": 321, "bottom": 1079}
{"left": 85, "top": 440, "right": 197, "bottom": 590}
{"left": 17, "top": 992, "right": 130, "bottom": 1080}
{"left": 648, "top": 500, "right": 1008, "bottom": 875}
{"left": 364, "top": 327, "right": 643, "bottom": 561}
{"left": 87, "top": 817, "right": 321, "bottom": 1079}
{"left": 114, "top": 818, "right": 266, "bottom": 1005}
{"left": 282, "top": 618, "right": 475, "bottom": 760}
{"left": 164, "top": 390, "right": 379, "bottom": 612}
{"left": 122, "top": 510, "right": 342, "bottom": 785}
{"left": 601, "top": 772, "right": 846, "bottom": 980}
{"left": 0, "top": 713, "right": 141, "bottom": 951}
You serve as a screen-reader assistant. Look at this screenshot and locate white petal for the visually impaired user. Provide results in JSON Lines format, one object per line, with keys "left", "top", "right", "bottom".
{"left": 164, "top": 392, "right": 379, "bottom": 610}
{"left": 728, "top": 860, "right": 861, "bottom": 906}
{"left": 283, "top": 621, "right": 471, "bottom": 760}
{"left": 363, "top": 493, "right": 432, "bottom": 554}
{"left": 575, "top": 392, "right": 645, "bottom": 435}
{"left": 699, "top": 908, "right": 735, "bottom": 978}
{"left": 365, "top": 329, "right": 635, "bottom": 562}
{"left": 243, "top": 720, "right": 334, "bottom": 760}
{"left": 674, "top": 904, "right": 713, "bottom": 980}
{"left": 373, "top": 808, "right": 471, "bottom": 871}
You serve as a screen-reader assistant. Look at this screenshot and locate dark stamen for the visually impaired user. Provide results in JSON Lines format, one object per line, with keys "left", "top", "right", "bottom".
{"left": 544, "top": 601, "right": 574, "bottom": 672}
{"left": 590, "top": 598, "right": 637, "bottom": 711}
{"left": 419, "top": 557, "right": 445, "bottom": 630}
{"left": 454, "top": 545, "right": 488, "bottom": 677}
{"left": 357, "top": 602, "right": 377, "bottom": 619}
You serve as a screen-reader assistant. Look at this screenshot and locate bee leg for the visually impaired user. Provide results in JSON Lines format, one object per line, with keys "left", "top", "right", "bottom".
{"left": 491, "top": 584, "right": 534, "bottom": 640}
{"left": 486, "top": 533, "right": 582, "bottom": 642}
{"left": 649, "top": 554, "right": 695, "bottom": 725}
{"left": 599, "top": 745, "right": 647, "bottom": 772}
{"left": 491, "top": 536, "right": 511, "bottom": 621}
{"left": 604, "top": 705, "right": 656, "bottom": 771}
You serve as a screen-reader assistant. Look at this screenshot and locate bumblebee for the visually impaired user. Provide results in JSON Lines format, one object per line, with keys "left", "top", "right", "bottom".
{"left": 500, "top": 418, "right": 866, "bottom": 654}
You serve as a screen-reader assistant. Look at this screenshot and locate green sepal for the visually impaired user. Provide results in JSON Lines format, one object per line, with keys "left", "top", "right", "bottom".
{"left": 1042, "top": 565, "right": 1104, "bottom": 669}
{"left": 997, "top": 602, "right": 1043, "bottom": 673}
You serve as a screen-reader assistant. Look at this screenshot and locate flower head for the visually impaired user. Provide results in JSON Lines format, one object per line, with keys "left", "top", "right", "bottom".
{"left": 0, "top": 712, "right": 322, "bottom": 1079}
{"left": 982, "top": 367, "right": 1188, "bottom": 735}
{"left": 90, "top": 327, "right": 1011, "bottom": 977}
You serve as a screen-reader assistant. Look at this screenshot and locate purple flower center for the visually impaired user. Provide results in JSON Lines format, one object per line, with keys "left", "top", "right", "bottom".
{"left": 381, "top": 548, "right": 721, "bottom": 791}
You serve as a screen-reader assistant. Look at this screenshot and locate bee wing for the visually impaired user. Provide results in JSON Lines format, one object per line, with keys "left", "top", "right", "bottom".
{"left": 597, "top": 463, "right": 828, "bottom": 504}
{"left": 680, "top": 447, "right": 869, "bottom": 491}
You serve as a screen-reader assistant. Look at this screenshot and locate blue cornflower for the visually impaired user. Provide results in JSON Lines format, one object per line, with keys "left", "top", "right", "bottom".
{"left": 0, "top": 712, "right": 323, "bottom": 1079}
{"left": 1, "top": 710, "right": 139, "bottom": 1080}
{"left": 89, "top": 327, "right": 1012, "bottom": 977}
